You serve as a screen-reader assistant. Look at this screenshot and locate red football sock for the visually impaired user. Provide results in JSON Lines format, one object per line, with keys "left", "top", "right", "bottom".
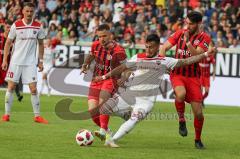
{"left": 175, "top": 100, "right": 186, "bottom": 122}
{"left": 202, "top": 92, "right": 209, "bottom": 99}
{"left": 91, "top": 113, "right": 101, "bottom": 127}
{"left": 100, "top": 114, "right": 109, "bottom": 131}
{"left": 194, "top": 116, "right": 204, "bottom": 140}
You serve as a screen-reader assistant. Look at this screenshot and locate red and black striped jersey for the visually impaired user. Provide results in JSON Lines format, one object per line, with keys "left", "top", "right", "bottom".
{"left": 91, "top": 40, "right": 127, "bottom": 77}
{"left": 0, "top": 33, "right": 6, "bottom": 65}
{"left": 199, "top": 55, "right": 216, "bottom": 77}
{"left": 168, "top": 29, "right": 211, "bottom": 77}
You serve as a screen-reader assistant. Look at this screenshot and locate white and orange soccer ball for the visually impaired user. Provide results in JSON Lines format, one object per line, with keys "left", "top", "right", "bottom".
{"left": 75, "top": 129, "right": 94, "bottom": 146}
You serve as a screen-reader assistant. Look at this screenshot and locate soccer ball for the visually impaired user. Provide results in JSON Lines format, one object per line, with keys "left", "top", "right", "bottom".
{"left": 75, "top": 129, "right": 94, "bottom": 146}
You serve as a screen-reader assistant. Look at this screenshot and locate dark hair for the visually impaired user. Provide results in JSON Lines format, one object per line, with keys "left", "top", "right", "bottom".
{"left": 97, "top": 24, "right": 110, "bottom": 31}
{"left": 23, "top": 2, "right": 35, "bottom": 8}
{"left": 146, "top": 34, "right": 160, "bottom": 44}
{"left": 187, "top": 11, "right": 202, "bottom": 23}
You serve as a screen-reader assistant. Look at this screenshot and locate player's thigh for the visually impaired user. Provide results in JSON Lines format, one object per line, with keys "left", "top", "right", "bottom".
{"left": 99, "top": 79, "right": 117, "bottom": 104}
{"left": 111, "top": 95, "right": 132, "bottom": 120}
{"left": 132, "top": 97, "right": 155, "bottom": 120}
{"left": 5, "top": 64, "right": 22, "bottom": 83}
{"left": 88, "top": 99, "right": 99, "bottom": 110}
{"left": 185, "top": 78, "right": 202, "bottom": 103}
{"left": 22, "top": 65, "right": 37, "bottom": 84}
{"left": 99, "top": 90, "right": 112, "bottom": 105}
{"left": 42, "top": 66, "right": 51, "bottom": 77}
{"left": 174, "top": 86, "right": 186, "bottom": 100}
{"left": 170, "top": 75, "right": 186, "bottom": 99}
{"left": 88, "top": 82, "right": 101, "bottom": 101}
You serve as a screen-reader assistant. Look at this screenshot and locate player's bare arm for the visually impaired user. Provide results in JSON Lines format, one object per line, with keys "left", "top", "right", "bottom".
{"left": 80, "top": 54, "right": 95, "bottom": 74}
{"left": 38, "top": 39, "right": 44, "bottom": 72}
{"left": 93, "top": 64, "right": 128, "bottom": 82}
{"left": 1, "top": 38, "right": 13, "bottom": 71}
{"left": 175, "top": 47, "right": 217, "bottom": 68}
{"left": 159, "top": 41, "right": 173, "bottom": 56}
{"left": 117, "top": 69, "right": 132, "bottom": 87}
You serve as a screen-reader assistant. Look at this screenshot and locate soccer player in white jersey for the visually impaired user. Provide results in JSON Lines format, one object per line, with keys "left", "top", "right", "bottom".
{"left": 93, "top": 34, "right": 216, "bottom": 147}
{"left": 39, "top": 38, "right": 58, "bottom": 96}
{"left": 1, "top": 2, "right": 48, "bottom": 124}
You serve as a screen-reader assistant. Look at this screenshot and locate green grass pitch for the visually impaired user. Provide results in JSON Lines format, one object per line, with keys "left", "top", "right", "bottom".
{"left": 0, "top": 91, "right": 240, "bottom": 159}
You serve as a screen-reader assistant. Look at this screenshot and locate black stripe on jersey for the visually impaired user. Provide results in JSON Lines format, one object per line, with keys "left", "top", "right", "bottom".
{"left": 182, "top": 39, "right": 188, "bottom": 76}
{"left": 188, "top": 34, "right": 199, "bottom": 77}
{"left": 96, "top": 46, "right": 103, "bottom": 76}
{"left": 176, "top": 33, "right": 184, "bottom": 75}
{"left": 101, "top": 50, "right": 108, "bottom": 75}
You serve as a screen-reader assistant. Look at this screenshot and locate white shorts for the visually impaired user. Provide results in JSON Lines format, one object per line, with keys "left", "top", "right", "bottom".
{"left": 5, "top": 64, "right": 37, "bottom": 84}
{"left": 43, "top": 65, "right": 52, "bottom": 74}
{"left": 109, "top": 93, "right": 155, "bottom": 119}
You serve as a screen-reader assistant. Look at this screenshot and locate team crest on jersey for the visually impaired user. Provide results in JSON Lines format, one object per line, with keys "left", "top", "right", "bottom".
{"left": 156, "top": 60, "right": 161, "bottom": 65}
{"left": 203, "top": 42, "right": 209, "bottom": 49}
{"left": 33, "top": 30, "right": 37, "bottom": 34}
{"left": 106, "top": 54, "right": 112, "bottom": 60}
{"left": 194, "top": 40, "right": 200, "bottom": 45}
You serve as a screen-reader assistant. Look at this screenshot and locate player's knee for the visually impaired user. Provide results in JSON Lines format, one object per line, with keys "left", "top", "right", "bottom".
{"left": 175, "top": 93, "right": 185, "bottom": 101}
{"left": 30, "top": 87, "right": 37, "bottom": 94}
{"left": 131, "top": 109, "right": 146, "bottom": 121}
{"left": 195, "top": 112, "right": 203, "bottom": 120}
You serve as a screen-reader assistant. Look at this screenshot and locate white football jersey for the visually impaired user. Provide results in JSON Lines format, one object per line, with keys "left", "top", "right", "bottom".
{"left": 8, "top": 19, "right": 46, "bottom": 65}
{"left": 123, "top": 53, "right": 178, "bottom": 97}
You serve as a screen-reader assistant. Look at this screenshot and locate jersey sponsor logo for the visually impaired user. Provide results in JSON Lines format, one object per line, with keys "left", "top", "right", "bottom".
{"left": 194, "top": 40, "right": 200, "bottom": 45}
{"left": 177, "top": 49, "right": 190, "bottom": 56}
{"left": 106, "top": 54, "right": 112, "bottom": 60}
{"left": 95, "top": 63, "right": 111, "bottom": 71}
{"left": 203, "top": 42, "right": 209, "bottom": 49}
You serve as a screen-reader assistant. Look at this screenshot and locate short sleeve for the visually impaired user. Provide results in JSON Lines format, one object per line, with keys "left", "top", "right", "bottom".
{"left": 198, "top": 34, "right": 211, "bottom": 52}
{"left": 116, "top": 47, "right": 127, "bottom": 64}
{"left": 168, "top": 30, "right": 183, "bottom": 46}
{"left": 37, "top": 25, "right": 46, "bottom": 39}
{"left": 162, "top": 57, "right": 179, "bottom": 70}
{"left": 8, "top": 24, "right": 16, "bottom": 40}
{"left": 125, "top": 54, "right": 137, "bottom": 69}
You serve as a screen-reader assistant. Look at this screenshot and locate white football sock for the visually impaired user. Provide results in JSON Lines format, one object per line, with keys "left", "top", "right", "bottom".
{"left": 31, "top": 94, "right": 40, "bottom": 117}
{"left": 112, "top": 117, "right": 138, "bottom": 141}
{"left": 5, "top": 91, "right": 14, "bottom": 115}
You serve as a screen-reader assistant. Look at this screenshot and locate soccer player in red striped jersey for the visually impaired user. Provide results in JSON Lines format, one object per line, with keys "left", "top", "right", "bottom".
{"left": 199, "top": 41, "right": 216, "bottom": 106}
{"left": 81, "top": 24, "right": 127, "bottom": 140}
{"left": 160, "top": 11, "right": 211, "bottom": 149}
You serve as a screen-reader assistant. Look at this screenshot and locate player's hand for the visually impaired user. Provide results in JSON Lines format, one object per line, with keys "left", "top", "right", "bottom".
{"left": 117, "top": 78, "right": 127, "bottom": 87}
{"left": 184, "top": 30, "right": 189, "bottom": 42}
{"left": 1, "top": 61, "right": 8, "bottom": 71}
{"left": 80, "top": 64, "right": 89, "bottom": 75}
{"left": 207, "top": 47, "right": 217, "bottom": 56}
{"left": 92, "top": 76, "right": 104, "bottom": 82}
{"left": 38, "top": 62, "right": 44, "bottom": 72}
